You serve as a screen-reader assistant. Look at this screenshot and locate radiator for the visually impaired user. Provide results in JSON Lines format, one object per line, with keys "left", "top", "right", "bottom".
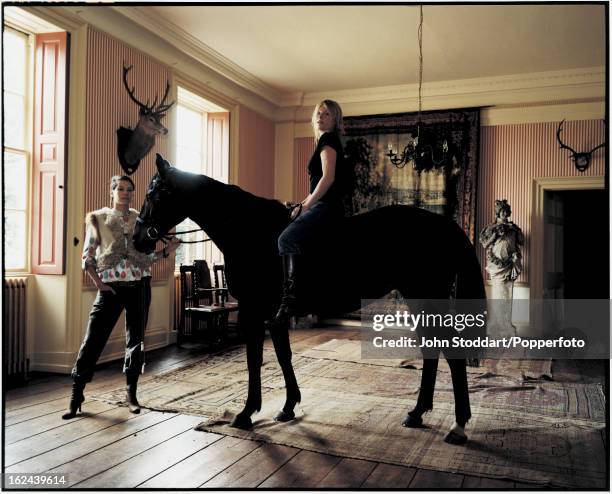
{"left": 4, "top": 277, "right": 29, "bottom": 382}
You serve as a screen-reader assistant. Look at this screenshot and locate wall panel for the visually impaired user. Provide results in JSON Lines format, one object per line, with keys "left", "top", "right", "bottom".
{"left": 237, "top": 105, "right": 275, "bottom": 198}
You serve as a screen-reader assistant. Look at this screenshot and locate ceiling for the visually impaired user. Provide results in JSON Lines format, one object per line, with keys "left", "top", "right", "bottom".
{"left": 120, "top": 4, "right": 606, "bottom": 96}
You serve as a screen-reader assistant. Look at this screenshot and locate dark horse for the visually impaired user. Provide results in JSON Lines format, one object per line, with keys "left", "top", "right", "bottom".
{"left": 133, "top": 154, "right": 486, "bottom": 431}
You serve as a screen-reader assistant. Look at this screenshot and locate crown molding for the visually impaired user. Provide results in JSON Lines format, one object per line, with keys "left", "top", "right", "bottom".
{"left": 300, "top": 67, "right": 605, "bottom": 107}
{"left": 46, "top": 4, "right": 277, "bottom": 120}
{"left": 292, "top": 100, "right": 605, "bottom": 137}
{"left": 4, "top": 6, "right": 67, "bottom": 33}
{"left": 110, "top": 6, "right": 283, "bottom": 106}
{"left": 281, "top": 67, "right": 605, "bottom": 122}
{"left": 18, "top": 5, "right": 86, "bottom": 31}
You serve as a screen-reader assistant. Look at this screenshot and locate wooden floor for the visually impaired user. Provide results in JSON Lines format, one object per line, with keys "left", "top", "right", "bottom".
{"left": 4, "top": 327, "right": 603, "bottom": 489}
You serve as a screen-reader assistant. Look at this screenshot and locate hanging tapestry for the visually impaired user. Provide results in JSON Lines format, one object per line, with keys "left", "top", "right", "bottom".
{"left": 342, "top": 108, "right": 480, "bottom": 242}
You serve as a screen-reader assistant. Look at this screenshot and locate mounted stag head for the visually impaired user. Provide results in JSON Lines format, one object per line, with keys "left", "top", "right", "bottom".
{"left": 116, "top": 64, "right": 175, "bottom": 175}
{"left": 556, "top": 119, "right": 605, "bottom": 172}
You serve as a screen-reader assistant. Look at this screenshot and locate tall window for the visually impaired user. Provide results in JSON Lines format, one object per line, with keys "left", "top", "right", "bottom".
{"left": 174, "top": 87, "right": 229, "bottom": 272}
{"left": 3, "top": 27, "right": 31, "bottom": 271}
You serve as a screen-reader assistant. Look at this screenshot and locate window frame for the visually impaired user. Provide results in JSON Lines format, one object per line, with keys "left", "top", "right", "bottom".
{"left": 174, "top": 98, "right": 209, "bottom": 268}
{"left": 173, "top": 87, "right": 229, "bottom": 273}
{"left": 3, "top": 25, "right": 34, "bottom": 273}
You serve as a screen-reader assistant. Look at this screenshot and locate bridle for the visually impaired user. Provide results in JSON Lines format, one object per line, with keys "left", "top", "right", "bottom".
{"left": 136, "top": 216, "right": 212, "bottom": 245}
{"left": 136, "top": 180, "right": 212, "bottom": 245}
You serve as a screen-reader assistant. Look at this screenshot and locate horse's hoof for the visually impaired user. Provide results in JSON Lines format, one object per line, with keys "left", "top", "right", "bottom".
{"left": 230, "top": 414, "right": 253, "bottom": 430}
{"left": 273, "top": 409, "right": 295, "bottom": 422}
{"left": 444, "top": 430, "right": 468, "bottom": 445}
{"left": 402, "top": 414, "right": 423, "bottom": 428}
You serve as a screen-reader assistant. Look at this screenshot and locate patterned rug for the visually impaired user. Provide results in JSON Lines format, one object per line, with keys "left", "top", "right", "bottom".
{"left": 302, "top": 338, "right": 553, "bottom": 380}
{"left": 93, "top": 345, "right": 606, "bottom": 488}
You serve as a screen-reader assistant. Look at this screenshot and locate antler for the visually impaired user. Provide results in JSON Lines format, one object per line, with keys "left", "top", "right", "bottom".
{"left": 154, "top": 81, "right": 175, "bottom": 115}
{"left": 122, "top": 64, "right": 150, "bottom": 111}
{"left": 122, "top": 63, "right": 175, "bottom": 116}
{"left": 589, "top": 120, "right": 606, "bottom": 154}
{"left": 589, "top": 142, "right": 606, "bottom": 154}
{"left": 556, "top": 120, "right": 578, "bottom": 154}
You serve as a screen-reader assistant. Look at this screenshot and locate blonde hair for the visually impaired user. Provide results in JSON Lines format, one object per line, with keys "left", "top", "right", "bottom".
{"left": 311, "top": 99, "right": 344, "bottom": 141}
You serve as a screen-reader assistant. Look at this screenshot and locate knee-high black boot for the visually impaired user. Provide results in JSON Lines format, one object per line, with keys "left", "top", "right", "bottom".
{"left": 61, "top": 381, "right": 86, "bottom": 420}
{"left": 126, "top": 376, "right": 141, "bottom": 414}
{"left": 266, "top": 254, "right": 300, "bottom": 329}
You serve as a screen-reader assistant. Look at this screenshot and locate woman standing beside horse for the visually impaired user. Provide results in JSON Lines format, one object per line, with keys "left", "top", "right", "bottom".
{"left": 62, "top": 175, "right": 179, "bottom": 420}
{"left": 267, "top": 99, "right": 349, "bottom": 328}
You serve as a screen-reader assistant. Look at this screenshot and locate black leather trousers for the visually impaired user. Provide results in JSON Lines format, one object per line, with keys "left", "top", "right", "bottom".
{"left": 71, "top": 277, "right": 151, "bottom": 384}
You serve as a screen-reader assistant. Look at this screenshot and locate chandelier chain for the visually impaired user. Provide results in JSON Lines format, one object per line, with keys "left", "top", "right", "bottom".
{"left": 386, "top": 4, "right": 449, "bottom": 170}
{"left": 418, "top": 5, "right": 423, "bottom": 122}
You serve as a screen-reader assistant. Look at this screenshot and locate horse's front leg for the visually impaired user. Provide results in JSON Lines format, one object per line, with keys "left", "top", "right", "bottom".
{"left": 230, "top": 323, "right": 264, "bottom": 430}
{"left": 269, "top": 326, "right": 301, "bottom": 422}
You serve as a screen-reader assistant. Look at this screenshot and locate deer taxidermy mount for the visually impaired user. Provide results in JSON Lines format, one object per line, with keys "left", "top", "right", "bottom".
{"left": 556, "top": 119, "right": 605, "bottom": 173}
{"left": 117, "top": 64, "right": 175, "bottom": 175}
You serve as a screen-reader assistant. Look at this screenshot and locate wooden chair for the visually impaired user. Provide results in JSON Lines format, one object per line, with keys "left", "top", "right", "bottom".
{"left": 212, "top": 263, "right": 239, "bottom": 313}
{"left": 178, "top": 261, "right": 229, "bottom": 346}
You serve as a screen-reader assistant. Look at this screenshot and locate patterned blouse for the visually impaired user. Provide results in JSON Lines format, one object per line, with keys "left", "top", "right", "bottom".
{"left": 82, "top": 208, "right": 157, "bottom": 283}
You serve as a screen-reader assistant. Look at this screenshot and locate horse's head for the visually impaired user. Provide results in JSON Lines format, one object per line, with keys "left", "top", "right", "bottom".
{"left": 133, "top": 154, "right": 187, "bottom": 254}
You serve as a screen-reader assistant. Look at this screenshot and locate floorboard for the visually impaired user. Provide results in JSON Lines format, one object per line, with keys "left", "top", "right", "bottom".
{"left": 5, "top": 407, "right": 148, "bottom": 466}
{"left": 139, "top": 436, "right": 260, "bottom": 488}
{"left": 409, "top": 469, "right": 465, "bottom": 488}
{"left": 462, "top": 475, "right": 517, "bottom": 488}
{"left": 73, "top": 428, "right": 222, "bottom": 488}
{"left": 5, "top": 400, "right": 116, "bottom": 445}
{"left": 5, "top": 397, "right": 81, "bottom": 426}
{"left": 317, "top": 457, "right": 378, "bottom": 488}
{"left": 258, "top": 450, "right": 342, "bottom": 488}
{"left": 6, "top": 411, "right": 174, "bottom": 474}
{"left": 47, "top": 414, "right": 202, "bottom": 487}
{"left": 361, "top": 462, "right": 417, "bottom": 488}
{"left": 203, "top": 443, "right": 299, "bottom": 488}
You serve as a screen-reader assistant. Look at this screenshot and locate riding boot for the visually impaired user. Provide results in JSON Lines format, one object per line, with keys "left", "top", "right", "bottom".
{"left": 266, "top": 254, "right": 300, "bottom": 329}
{"left": 61, "top": 381, "right": 86, "bottom": 420}
{"left": 126, "top": 376, "right": 141, "bottom": 414}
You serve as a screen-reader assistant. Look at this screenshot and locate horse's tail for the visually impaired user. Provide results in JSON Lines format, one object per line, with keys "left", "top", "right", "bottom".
{"left": 455, "top": 237, "right": 487, "bottom": 365}
{"left": 455, "top": 241, "right": 486, "bottom": 300}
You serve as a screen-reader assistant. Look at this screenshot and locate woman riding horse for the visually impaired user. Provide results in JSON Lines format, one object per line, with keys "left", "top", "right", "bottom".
{"left": 267, "top": 99, "right": 348, "bottom": 330}
{"left": 133, "top": 153, "right": 485, "bottom": 444}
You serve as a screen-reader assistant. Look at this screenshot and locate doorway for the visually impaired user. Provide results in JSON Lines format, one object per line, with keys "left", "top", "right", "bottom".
{"left": 543, "top": 189, "right": 608, "bottom": 299}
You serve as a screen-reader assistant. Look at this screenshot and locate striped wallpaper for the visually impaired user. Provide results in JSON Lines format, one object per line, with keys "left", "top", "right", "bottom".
{"left": 293, "top": 137, "right": 315, "bottom": 201}
{"left": 237, "top": 105, "right": 275, "bottom": 198}
{"left": 84, "top": 28, "right": 172, "bottom": 284}
{"left": 294, "top": 118, "right": 606, "bottom": 286}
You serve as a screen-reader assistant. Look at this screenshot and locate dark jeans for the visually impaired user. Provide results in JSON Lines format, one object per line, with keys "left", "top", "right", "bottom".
{"left": 278, "top": 201, "right": 343, "bottom": 255}
{"left": 71, "top": 277, "right": 151, "bottom": 384}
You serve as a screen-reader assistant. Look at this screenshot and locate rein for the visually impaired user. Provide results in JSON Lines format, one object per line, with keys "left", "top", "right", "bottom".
{"left": 136, "top": 216, "right": 212, "bottom": 245}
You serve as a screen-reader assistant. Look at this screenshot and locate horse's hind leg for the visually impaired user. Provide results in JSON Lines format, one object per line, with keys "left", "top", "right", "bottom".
{"left": 403, "top": 357, "right": 438, "bottom": 427}
{"left": 269, "top": 326, "right": 301, "bottom": 422}
{"left": 230, "top": 322, "right": 264, "bottom": 430}
{"left": 442, "top": 357, "right": 471, "bottom": 444}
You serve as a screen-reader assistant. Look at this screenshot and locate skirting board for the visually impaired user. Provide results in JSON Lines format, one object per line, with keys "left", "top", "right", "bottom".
{"left": 31, "top": 327, "right": 172, "bottom": 374}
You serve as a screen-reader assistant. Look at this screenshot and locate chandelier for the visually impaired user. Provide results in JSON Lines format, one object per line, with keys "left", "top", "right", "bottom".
{"left": 387, "top": 5, "right": 449, "bottom": 171}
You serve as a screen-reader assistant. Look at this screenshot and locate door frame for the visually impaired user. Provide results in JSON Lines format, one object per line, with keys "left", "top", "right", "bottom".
{"left": 530, "top": 175, "right": 605, "bottom": 301}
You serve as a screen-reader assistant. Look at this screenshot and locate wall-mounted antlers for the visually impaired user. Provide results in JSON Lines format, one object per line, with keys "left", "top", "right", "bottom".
{"left": 556, "top": 119, "right": 605, "bottom": 173}
{"left": 116, "top": 64, "right": 175, "bottom": 175}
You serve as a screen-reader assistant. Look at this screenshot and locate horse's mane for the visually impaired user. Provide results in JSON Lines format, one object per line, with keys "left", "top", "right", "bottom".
{"left": 172, "top": 167, "right": 288, "bottom": 232}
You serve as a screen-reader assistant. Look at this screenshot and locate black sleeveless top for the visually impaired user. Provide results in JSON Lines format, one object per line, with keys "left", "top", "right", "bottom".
{"left": 307, "top": 132, "right": 347, "bottom": 204}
